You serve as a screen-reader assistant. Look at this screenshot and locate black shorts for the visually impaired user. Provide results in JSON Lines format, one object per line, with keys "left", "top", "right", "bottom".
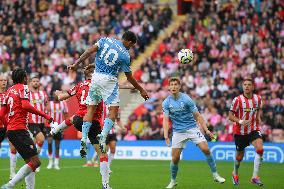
{"left": 28, "top": 123, "right": 45, "bottom": 137}
{"left": 73, "top": 115, "right": 101, "bottom": 145}
{"left": 106, "top": 133, "right": 117, "bottom": 145}
{"left": 45, "top": 127, "right": 63, "bottom": 140}
{"left": 7, "top": 130, "right": 37, "bottom": 159}
{"left": 0, "top": 128, "right": 6, "bottom": 143}
{"left": 234, "top": 130, "right": 262, "bottom": 151}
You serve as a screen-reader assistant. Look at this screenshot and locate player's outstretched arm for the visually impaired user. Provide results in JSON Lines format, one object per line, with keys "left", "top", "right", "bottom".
{"left": 193, "top": 112, "right": 215, "bottom": 140}
{"left": 22, "top": 100, "right": 53, "bottom": 123}
{"left": 125, "top": 72, "right": 149, "bottom": 100}
{"left": 55, "top": 90, "right": 71, "bottom": 101}
{"left": 163, "top": 114, "right": 171, "bottom": 147}
{"left": 68, "top": 45, "right": 98, "bottom": 70}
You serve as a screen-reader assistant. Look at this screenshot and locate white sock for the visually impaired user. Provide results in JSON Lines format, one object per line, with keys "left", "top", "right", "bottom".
{"left": 56, "top": 121, "right": 68, "bottom": 132}
{"left": 100, "top": 159, "right": 109, "bottom": 184}
{"left": 253, "top": 154, "right": 262, "bottom": 178}
{"left": 54, "top": 158, "right": 59, "bottom": 166}
{"left": 36, "top": 144, "right": 42, "bottom": 154}
{"left": 25, "top": 171, "right": 35, "bottom": 189}
{"left": 108, "top": 153, "right": 115, "bottom": 167}
{"left": 10, "top": 152, "right": 17, "bottom": 179}
{"left": 9, "top": 164, "right": 33, "bottom": 187}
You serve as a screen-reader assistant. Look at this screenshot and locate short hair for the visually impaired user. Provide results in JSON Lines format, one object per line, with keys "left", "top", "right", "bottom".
{"left": 12, "top": 68, "right": 27, "bottom": 84}
{"left": 30, "top": 72, "right": 40, "bottom": 80}
{"left": 242, "top": 77, "right": 254, "bottom": 84}
{"left": 169, "top": 77, "right": 181, "bottom": 85}
{"left": 122, "top": 31, "right": 137, "bottom": 44}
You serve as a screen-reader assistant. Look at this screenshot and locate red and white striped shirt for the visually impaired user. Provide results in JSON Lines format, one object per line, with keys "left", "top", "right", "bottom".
{"left": 28, "top": 91, "right": 49, "bottom": 124}
{"left": 49, "top": 101, "right": 68, "bottom": 125}
{"left": 230, "top": 94, "right": 262, "bottom": 135}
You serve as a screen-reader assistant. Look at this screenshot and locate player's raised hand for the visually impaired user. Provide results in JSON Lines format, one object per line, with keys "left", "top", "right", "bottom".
{"left": 205, "top": 130, "right": 215, "bottom": 140}
{"left": 140, "top": 89, "right": 149, "bottom": 101}
{"left": 165, "top": 137, "right": 171, "bottom": 147}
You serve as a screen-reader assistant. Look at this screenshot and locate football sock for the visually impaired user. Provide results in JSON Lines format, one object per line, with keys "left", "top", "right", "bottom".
{"left": 253, "top": 153, "right": 263, "bottom": 178}
{"left": 100, "top": 156, "right": 109, "bottom": 184}
{"left": 206, "top": 154, "right": 217, "bottom": 173}
{"left": 56, "top": 120, "right": 69, "bottom": 132}
{"left": 10, "top": 151, "right": 17, "bottom": 179}
{"left": 170, "top": 161, "right": 178, "bottom": 181}
{"left": 54, "top": 157, "right": 59, "bottom": 166}
{"left": 36, "top": 141, "right": 43, "bottom": 154}
{"left": 9, "top": 163, "right": 33, "bottom": 187}
{"left": 82, "top": 122, "right": 92, "bottom": 142}
{"left": 101, "top": 118, "right": 114, "bottom": 138}
{"left": 108, "top": 153, "right": 115, "bottom": 167}
{"left": 25, "top": 171, "right": 35, "bottom": 189}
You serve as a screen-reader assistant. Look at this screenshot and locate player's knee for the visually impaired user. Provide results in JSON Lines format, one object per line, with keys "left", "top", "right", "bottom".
{"left": 202, "top": 148, "right": 211, "bottom": 155}
{"left": 256, "top": 148, "right": 264, "bottom": 156}
{"left": 236, "top": 154, "right": 243, "bottom": 162}
{"left": 172, "top": 156, "right": 180, "bottom": 164}
{"left": 10, "top": 148, "right": 17, "bottom": 154}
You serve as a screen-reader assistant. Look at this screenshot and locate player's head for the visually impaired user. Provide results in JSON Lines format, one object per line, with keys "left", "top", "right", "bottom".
{"left": 12, "top": 68, "right": 27, "bottom": 85}
{"left": 242, "top": 77, "right": 254, "bottom": 94}
{"left": 30, "top": 73, "right": 40, "bottom": 90}
{"left": 122, "top": 31, "right": 137, "bottom": 49}
{"left": 169, "top": 77, "right": 181, "bottom": 95}
{"left": 83, "top": 64, "right": 94, "bottom": 79}
{"left": 0, "top": 73, "right": 8, "bottom": 89}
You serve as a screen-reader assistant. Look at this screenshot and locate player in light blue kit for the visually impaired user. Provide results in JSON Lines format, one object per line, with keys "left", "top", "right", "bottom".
{"left": 162, "top": 77, "right": 225, "bottom": 188}
{"left": 69, "top": 31, "right": 148, "bottom": 189}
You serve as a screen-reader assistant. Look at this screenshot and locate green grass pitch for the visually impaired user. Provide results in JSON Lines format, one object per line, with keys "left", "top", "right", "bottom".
{"left": 0, "top": 159, "right": 283, "bottom": 189}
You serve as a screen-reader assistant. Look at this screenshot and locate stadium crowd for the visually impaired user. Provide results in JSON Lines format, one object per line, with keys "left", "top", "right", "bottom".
{"left": 125, "top": 0, "right": 284, "bottom": 142}
{"left": 0, "top": 0, "right": 172, "bottom": 95}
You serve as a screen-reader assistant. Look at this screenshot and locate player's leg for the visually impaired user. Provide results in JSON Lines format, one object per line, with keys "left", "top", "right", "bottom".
{"left": 197, "top": 141, "right": 225, "bottom": 183}
{"left": 2, "top": 130, "right": 40, "bottom": 188}
{"left": 250, "top": 131, "right": 264, "bottom": 186}
{"left": 89, "top": 121, "right": 111, "bottom": 189}
{"left": 189, "top": 127, "right": 225, "bottom": 183}
{"left": 166, "top": 132, "right": 188, "bottom": 188}
{"left": 98, "top": 105, "right": 119, "bottom": 153}
{"left": 9, "top": 141, "right": 17, "bottom": 180}
{"left": 51, "top": 116, "right": 74, "bottom": 135}
{"left": 108, "top": 140, "right": 116, "bottom": 168}
{"left": 232, "top": 134, "right": 248, "bottom": 185}
{"left": 81, "top": 104, "right": 97, "bottom": 157}
{"left": 83, "top": 139, "right": 94, "bottom": 167}
{"left": 53, "top": 132, "right": 62, "bottom": 170}
{"left": 47, "top": 133, "right": 53, "bottom": 169}
{"left": 35, "top": 131, "right": 44, "bottom": 154}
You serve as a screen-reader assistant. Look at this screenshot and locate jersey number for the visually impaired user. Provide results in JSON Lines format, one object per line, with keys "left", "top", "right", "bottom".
{"left": 80, "top": 90, "right": 87, "bottom": 105}
{"left": 7, "top": 97, "right": 14, "bottom": 117}
{"left": 99, "top": 43, "right": 118, "bottom": 66}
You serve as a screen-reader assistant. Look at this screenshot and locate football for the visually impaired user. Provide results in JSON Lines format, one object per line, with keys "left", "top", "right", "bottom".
{"left": 178, "top": 49, "right": 194, "bottom": 64}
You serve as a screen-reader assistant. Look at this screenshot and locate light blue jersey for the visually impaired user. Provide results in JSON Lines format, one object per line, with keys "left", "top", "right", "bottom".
{"left": 162, "top": 92, "right": 198, "bottom": 132}
{"left": 95, "top": 37, "right": 131, "bottom": 77}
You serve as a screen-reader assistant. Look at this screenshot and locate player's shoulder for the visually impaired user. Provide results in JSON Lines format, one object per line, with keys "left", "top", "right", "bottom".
{"left": 180, "top": 92, "right": 192, "bottom": 101}
{"left": 163, "top": 95, "right": 171, "bottom": 104}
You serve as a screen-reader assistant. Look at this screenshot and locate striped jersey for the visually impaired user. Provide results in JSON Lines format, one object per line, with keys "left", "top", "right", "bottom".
{"left": 68, "top": 80, "right": 103, "bottom": 122}
{"left": 0, "top": 92, "right": 6, "bottom": 128}
{"left": 230, "top": 94, "right": 262, "bottom": 135}
{"left": 49, "top": 101, "right": 68, "bottom": 125}
{"left": 28, "top": 91, "right": 49, "bottom": 124}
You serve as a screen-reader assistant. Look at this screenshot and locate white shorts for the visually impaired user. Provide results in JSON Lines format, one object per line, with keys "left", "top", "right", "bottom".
{"left": 86, "top": 72, "right": 119, "bottom": 106}
{"left": 171, "top": 127, "right": 206, "bottom": 149}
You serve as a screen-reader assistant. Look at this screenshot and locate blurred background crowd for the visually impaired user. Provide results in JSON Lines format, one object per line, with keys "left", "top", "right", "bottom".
{"left": 125, "top": 0, "right": 284, "bottom": 142}
{"left": 0, "top": 0, "right": 283, "bottom": 142}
